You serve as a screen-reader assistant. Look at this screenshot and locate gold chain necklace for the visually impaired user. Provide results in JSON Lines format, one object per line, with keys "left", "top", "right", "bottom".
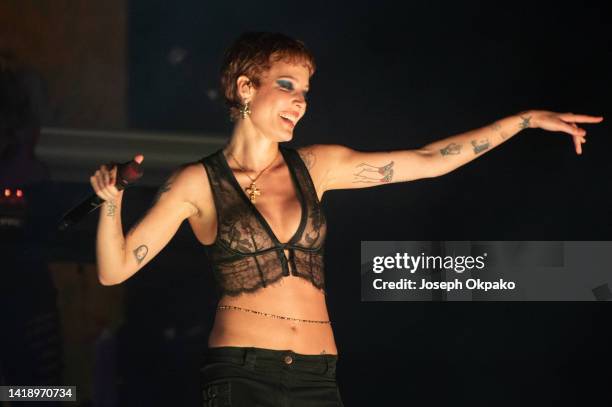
{"left": 227, "top": 148, "right": 280, "bottom": 203}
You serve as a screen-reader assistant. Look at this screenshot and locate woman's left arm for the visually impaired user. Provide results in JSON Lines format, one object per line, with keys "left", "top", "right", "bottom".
{"left": 306, "top": 110, "right": 603, "bottom": 193}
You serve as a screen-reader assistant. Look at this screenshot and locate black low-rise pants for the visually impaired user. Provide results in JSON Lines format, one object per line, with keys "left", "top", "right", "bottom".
{"left": 200, "top": 346, "right": 344, "bottom": 407}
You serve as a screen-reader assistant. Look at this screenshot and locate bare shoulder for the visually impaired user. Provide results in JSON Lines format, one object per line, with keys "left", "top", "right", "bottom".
{"left": 296, "top": 144, "right": 348, "bottom": 169}
{"left": 296, "top": 144, "right": 349, "bottom": 196}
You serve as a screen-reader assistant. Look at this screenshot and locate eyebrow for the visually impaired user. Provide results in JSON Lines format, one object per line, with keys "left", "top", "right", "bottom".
{"left": 276, "top": 76, "right": 309, "bottom": 90}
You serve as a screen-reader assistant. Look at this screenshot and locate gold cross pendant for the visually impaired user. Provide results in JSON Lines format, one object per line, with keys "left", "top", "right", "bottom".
{"left": 245, "top": 183, "right": 261, "bottom": 203}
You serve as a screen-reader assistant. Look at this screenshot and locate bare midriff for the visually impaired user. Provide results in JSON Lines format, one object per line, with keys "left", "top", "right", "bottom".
{"left": 208, "top": 275, "right": 338, "bottom": 356}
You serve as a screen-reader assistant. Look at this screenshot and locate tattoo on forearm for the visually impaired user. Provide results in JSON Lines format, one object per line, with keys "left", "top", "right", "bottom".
{"left": 490, "top": 122, "right": 501, "bottom": 131}
{"left": 471, "top": 139, "right": 490, "bottom": 154}
{"left": 440, "top": 143, "right": 462, "bottom": 156}
{"left": 133, "top": 245, "right": 148, "bottom": 264}
{"left": 519, "top": 114, "right": 531, "bottom": 130}
{"left": 500, "top": 131, "right": 509, "bottom": 140}
{"left": 352, "top": 161, "right": 394, "bottom": 183}
{"left": 320, "top": 350, "right": 326, "bottom": 355}
{"left": 106, "top": 200, "right": 116, "bottom": 217}
{"left": 299, "top": 149, "right": 316, "bottom": 170}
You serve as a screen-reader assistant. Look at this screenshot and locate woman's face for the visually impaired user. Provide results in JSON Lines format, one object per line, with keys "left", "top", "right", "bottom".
{"left": 244, "top": 59, "right": 310, "bottom": 142}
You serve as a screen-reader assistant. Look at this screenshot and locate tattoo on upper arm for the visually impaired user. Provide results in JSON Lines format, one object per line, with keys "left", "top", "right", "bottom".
{"left": 133, "top": 245, "right": 148, "bottom": 264}
{"left": 298, "top": 148, "right": 316, "bottom": 170}
{"left": 471, "top": 139, "right": 490, "bottom": 154}
{"left": 106, "top": 200, "right": 116, "bottom": 217}
{"left": 440, "top": 143, "right": 462, "bottom": 156}
{"left": 352, "top": 161, "right": 394, "bottom": 183}
{"left": 519, "top": 114, "right": 532, "bottom": 129}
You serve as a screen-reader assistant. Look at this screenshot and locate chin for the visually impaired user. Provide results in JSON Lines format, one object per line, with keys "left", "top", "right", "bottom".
{"left": 276, "top": 130, "right": 294, "bottom": 142}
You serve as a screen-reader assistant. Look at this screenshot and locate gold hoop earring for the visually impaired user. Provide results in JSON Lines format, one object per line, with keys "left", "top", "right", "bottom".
{"left": 239, "top": 101, "right": 251, "bottom": 119}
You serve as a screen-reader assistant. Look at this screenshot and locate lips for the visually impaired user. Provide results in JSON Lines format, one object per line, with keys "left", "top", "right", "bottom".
{"left": 279, "top": 111, "right": 299, "bottom": 127}
{"left": 280, "top": 116, "right": 295, "bottom": 129}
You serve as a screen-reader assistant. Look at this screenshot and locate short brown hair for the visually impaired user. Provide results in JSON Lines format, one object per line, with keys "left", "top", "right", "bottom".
{"left": 220, "top": 32, "right": 316, "bottom": 121}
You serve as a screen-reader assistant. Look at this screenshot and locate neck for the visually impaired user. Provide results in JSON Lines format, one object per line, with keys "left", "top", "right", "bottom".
{"left": 224, "top": 119, "right": 280, "bottom": 171}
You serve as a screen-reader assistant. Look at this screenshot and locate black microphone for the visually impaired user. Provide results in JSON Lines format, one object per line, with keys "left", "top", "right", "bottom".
{"left": 58, "top": 159, "right": 144, "bottom": 231}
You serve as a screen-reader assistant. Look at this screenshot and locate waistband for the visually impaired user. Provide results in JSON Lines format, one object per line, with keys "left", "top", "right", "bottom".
{"left": 204, "top": 346, "right": 337, "bottom": 378}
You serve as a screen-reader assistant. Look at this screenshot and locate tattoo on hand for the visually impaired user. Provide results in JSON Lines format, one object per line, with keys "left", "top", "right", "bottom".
{"left": 440, "top": 143, "right": 462, "bottom": 156}
{"left": 352, "top": 161, "right": 394, "bottom": 183}
{"left": 519, "top": 114, "right": 531, "bottom": 130}
{"left": 471, "top": 139, "right": 490, "bottom": 154}
{"left": 106, "top": 200, "right": 116, "bottom": 217}
{"left": 133, "top": 245, "right": 148, "bottom": 264}
{"left": 299, "top": 149, "right": 316, "bottom": 170}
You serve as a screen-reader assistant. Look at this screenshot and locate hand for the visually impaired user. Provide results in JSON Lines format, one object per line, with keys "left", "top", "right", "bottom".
{"left": 520, "top": 110, "right": 604, "bottom": 155}
{"left": 90, "top": 154, "right": 144, "bottom": 201}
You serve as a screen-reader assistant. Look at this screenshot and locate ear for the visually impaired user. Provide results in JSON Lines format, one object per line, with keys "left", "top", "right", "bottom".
{"left": 236, "top": 75, "right": 255, "bottom": 103}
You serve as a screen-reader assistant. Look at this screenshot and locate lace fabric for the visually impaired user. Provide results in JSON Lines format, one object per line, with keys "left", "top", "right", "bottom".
{"left": 200, "top": 146, "right": 327, "bottom": 297}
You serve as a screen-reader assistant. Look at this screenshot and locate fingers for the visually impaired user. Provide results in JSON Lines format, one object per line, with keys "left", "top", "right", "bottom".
{"left": 90, "top": 164, "right": 121, "bottom": 201}
{"left": 572, "top": 134, "right": 582, "bottom": 155}
{"left": 562, "top": 121, "right": 586, "bottom": 137}
{"left": 560, "top": 113, "right": 604, "bottom": 123}
{"left": 569, "top": 124, "right": 586, "bottom": 155}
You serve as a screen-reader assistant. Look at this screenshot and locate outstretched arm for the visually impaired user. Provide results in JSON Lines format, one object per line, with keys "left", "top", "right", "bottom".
{"left": 302, "top": 110, "right": 603, "bottom": 193}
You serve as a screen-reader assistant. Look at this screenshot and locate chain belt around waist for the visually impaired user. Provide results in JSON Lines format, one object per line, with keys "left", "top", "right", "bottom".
{"left": 216, "top": 305, "right": 331, "bottom": 324}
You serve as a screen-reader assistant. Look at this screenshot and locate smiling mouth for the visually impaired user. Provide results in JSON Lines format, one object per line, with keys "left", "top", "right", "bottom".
{"left": 280, "top": 116, "right": 295, "bottom": 128}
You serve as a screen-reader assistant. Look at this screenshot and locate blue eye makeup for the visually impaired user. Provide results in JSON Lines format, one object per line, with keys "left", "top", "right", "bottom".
{"left": 277, "top": 78, "right": 309, "bottom": 101}
{"left": 277, "top": 80, "right": 294, "bottom": 90}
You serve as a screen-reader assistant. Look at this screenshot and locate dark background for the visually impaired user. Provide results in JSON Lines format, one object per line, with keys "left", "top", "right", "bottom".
{"left": 126, "top": 1, "right": 612, "bottom": 405}
{"left": 2, "top": 0, "right": 611, "bottom": 406}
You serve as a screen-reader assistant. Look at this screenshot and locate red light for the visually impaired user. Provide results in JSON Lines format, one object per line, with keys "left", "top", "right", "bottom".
{"left": 16, "top": 189, "right": 23, "bottom": 198}
{"left": 3, "top": 189, "right": 10, "bottom": 197}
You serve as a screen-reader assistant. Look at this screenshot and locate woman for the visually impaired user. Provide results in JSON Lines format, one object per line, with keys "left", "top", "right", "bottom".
{"left": 90, "top": 32, "right": 603, "bottom": 406}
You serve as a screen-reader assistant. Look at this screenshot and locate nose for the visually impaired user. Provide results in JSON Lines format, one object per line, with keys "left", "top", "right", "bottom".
{"left": 293, "top": 95, "right": 306, "bottom": 112}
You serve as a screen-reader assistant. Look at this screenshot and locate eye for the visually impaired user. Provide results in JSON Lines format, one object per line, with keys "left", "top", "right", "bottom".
{"left": 277, "top": 80, "right": 294, "bottom": 91}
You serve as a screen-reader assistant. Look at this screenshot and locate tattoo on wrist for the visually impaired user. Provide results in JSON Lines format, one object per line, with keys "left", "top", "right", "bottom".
{"left": 106, "top": 200, "right": 116, "bottom": 217}
{"left": 471, "top": 139, "right": 490, "bottom": 154}
{"left": 299, "top": 149, "right": 316, "bottom": 170}
{"left": 352, "top": 161, "right": 394, "bottom": 183}
{"left": 519, "top": 114, "right": 532, "bottom": 129}
{"left": 440, "top": 143, "right": 462, "bottom": 156}
{"left": 133, "top": 245, "right": 148, "bottom": 264}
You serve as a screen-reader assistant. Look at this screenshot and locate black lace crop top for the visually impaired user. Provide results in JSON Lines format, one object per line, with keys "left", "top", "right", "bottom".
{"left": 199, "top": 146, "right": 327, "bottom": 297}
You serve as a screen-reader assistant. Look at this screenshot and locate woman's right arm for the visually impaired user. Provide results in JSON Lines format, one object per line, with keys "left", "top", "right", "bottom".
{"left": 91, "top": 157, "right": 200, "bottom": 285}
